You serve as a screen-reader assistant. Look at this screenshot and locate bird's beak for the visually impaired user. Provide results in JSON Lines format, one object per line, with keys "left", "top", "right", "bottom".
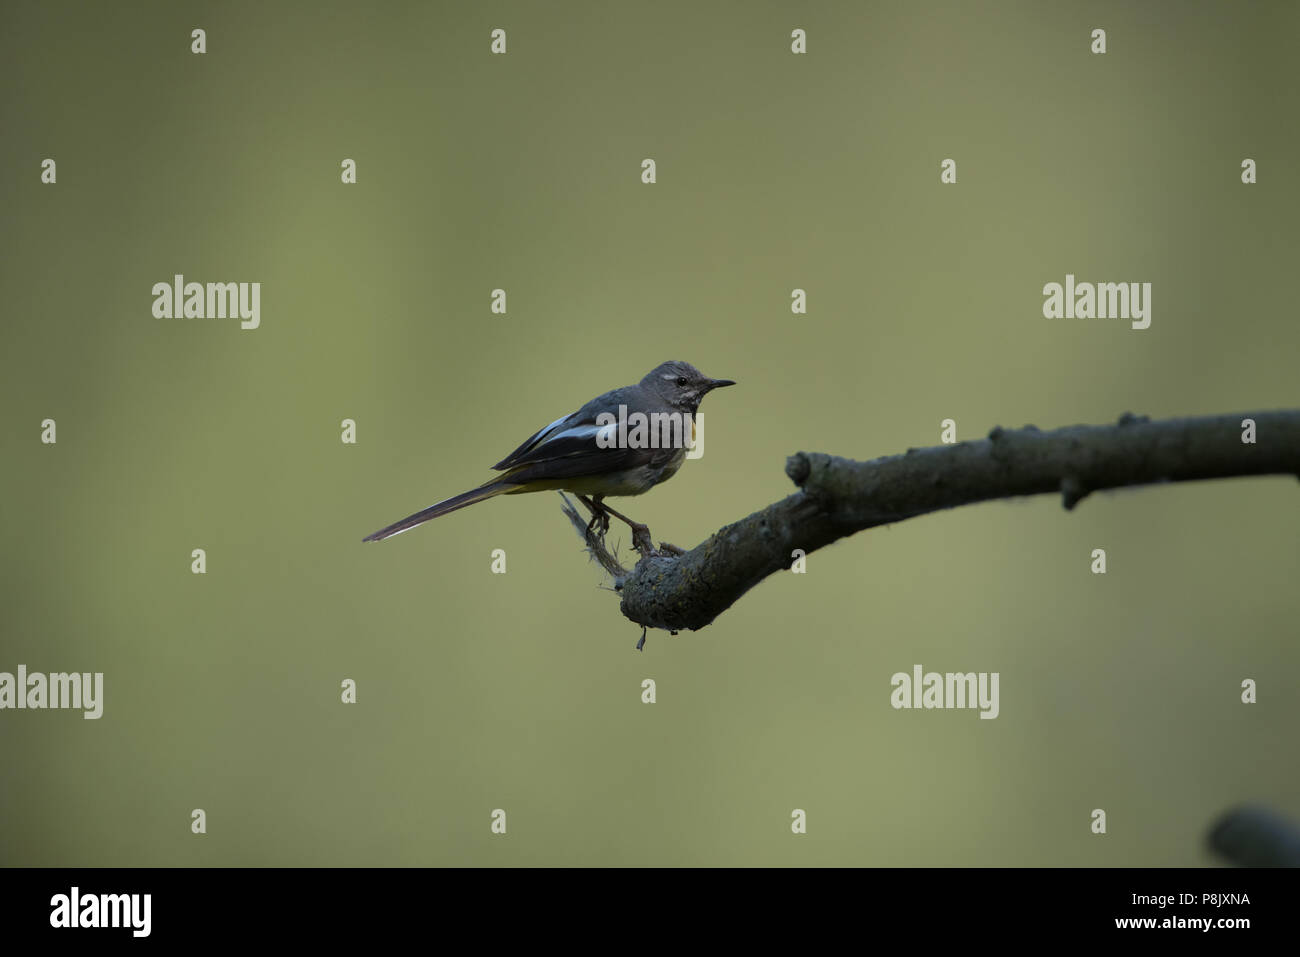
{"left": 707, "top": 378, "right": 736, "bottom": 391}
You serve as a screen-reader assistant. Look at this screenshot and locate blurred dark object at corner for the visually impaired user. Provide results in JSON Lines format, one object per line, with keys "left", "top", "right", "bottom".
{"left": 1208, "top": 805, "right": 1300, "bottom": 866}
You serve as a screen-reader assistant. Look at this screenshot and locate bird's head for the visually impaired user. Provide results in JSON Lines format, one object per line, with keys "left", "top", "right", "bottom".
{"left": 642, "top": 360, "right": 736, "bottom": 413}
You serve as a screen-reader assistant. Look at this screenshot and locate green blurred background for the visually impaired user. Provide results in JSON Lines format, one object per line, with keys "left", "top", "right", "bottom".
{"left": 2, "top": 0, "right": 1297, "bottom": 866}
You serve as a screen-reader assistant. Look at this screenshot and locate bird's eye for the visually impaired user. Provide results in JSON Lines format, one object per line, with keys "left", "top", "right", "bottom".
{"left": 675, "top": 376, "right": 689, "bottom": 387}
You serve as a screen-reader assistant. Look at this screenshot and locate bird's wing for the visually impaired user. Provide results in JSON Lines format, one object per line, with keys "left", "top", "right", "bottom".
{"left": 491, "top": 387, "right": 627, "bottom": 470}
{"left": 491, "top": 410, "right": 594, "bottom": 470}
{"left": 491, "top": 391, "right": 676, "bottom": 480}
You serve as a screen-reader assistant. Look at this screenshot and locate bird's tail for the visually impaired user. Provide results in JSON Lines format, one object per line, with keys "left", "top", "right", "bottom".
{"left": 362, "top": 482, "right": 512, "bottom": 542}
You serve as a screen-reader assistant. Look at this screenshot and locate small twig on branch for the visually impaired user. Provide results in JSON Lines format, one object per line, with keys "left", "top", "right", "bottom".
{"left": 561, "top": 410, "right": 1300, "bottom": 633}
{"left": 560, "top": 494, "right": 630, "bottom": 579}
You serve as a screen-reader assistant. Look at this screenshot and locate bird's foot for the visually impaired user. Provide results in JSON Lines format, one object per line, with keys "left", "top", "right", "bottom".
{"left": 585, "top": 511, "right": 611, "bottom": 538}
{"left": 657, "top": 541, "right": 685, "bottom": 557}
{"left": 577, "top": 494, "right": 612, "bottom": 539}
{"left": 627, "top": 522, "right": 657, "bottom": 557}
{"left": 593, "top": 501, "right": 660, "bottom": 556}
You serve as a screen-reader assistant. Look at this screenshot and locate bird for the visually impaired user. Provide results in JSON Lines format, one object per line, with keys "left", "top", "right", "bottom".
{"left": 362, "top": 360, "right": 735, "bottom": 544}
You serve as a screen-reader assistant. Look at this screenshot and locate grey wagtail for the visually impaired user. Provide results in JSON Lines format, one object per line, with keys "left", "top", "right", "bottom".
{"left": 362, "top": 360, "right": 735, "bottom": 542}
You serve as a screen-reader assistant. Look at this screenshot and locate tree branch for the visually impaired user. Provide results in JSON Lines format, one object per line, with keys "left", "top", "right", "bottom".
{"left": 562, "top": 410, "right": 1300, "bottom": 633}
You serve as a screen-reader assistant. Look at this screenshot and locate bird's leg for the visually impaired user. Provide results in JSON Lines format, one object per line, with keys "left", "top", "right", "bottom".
{"left": 575, "top": 494, "right": 611, "bottom": 537}
{"left": 597, "top": 501, "right": 657, "bottom": 556}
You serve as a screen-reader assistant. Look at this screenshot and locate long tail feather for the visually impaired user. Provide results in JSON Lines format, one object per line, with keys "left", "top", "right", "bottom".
{"left": 362, "top": 483, "right": 511, "bottom": 542}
